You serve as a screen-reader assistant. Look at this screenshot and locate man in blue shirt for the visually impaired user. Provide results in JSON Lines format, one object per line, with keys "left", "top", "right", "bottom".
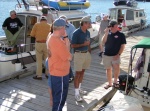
{"left": 71, "top": 16, "right": 91, "bottom": 102}
{"left": 60, "top": 15, "right": 76, "bottom": 83}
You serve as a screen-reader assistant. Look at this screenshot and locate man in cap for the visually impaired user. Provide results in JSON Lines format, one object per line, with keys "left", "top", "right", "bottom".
{"left": 42, "top": 7, "right": 53, "bottom": 24}
{"left": 2, "top": 10, "right": 23, "bottom": 35}
{"left": 47, "top": 18, "right": 72, "bottom": 111}
{"left": 101, "top": 20, "right": 126, "bottom": 89}
{"left": 30, "top": 16, "right": 51, "bottom": 80}
{"left": 98, "top": 15, "right": 109, "bottom": 57}
{"left": 59, "top": 15, "right": 76, "bottom": 83}
{"left": 71, "top": 16, "right": 91, "bottom": 102}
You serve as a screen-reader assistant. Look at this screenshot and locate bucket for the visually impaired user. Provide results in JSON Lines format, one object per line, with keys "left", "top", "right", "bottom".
{"left": 15, "top": 63, "right": 22, "bottom": 71}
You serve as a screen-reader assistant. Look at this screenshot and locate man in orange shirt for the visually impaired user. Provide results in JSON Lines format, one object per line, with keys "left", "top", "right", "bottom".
{"left": 47, "top": 18, "right": 72, "bottom": 111}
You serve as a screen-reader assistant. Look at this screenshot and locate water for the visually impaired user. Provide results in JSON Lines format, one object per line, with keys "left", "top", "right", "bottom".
{"left": 0, "top": 0, "right": 150, "bottom": 36}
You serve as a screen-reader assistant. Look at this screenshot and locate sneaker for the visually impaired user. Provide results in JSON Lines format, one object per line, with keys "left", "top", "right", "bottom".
{"left": 75, "top": 94, "right": 83, "bottom": 102}
{"left": 79, "top": 89, "right": 87, "bottom": 95}
{"left": 69, "top": 76, "right": 74, "bottom": 83}
{"left": 99, "top": 52, "right": 103, "bottom": 57}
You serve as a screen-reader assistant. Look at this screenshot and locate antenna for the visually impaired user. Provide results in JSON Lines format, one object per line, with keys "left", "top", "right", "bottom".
{"left": 17, "top": 0, "right": 21, "bottom": 8}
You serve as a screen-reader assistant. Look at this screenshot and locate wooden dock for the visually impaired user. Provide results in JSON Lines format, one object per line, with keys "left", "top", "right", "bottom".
{"left": 0, "top": 28, "right": 149, "bottom": 111}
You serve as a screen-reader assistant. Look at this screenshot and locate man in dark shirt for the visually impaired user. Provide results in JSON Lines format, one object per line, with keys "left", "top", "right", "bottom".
{"left": 102, "top": 21, "right": 126, "bottom": 89}
{"left": 2, "top": 10, "right": 23, "bottom": 35}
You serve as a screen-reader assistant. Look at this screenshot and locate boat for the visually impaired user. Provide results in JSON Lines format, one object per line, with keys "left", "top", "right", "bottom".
{"left": 126, "top": 38, "right": 150, "bottom": 111}
{"left": 109, "top": 0, "right": 146, "bottom": 35}
{"left": 136, "top": 0, "right": 150, "bottom": 2}
{"left": 41, "top": 0, "right": 90, "bottom": 10}
{"left": 98, "top": 38, "right": 150, "bottom": 111}
{"left": 0, "top": 0, "right": 99, "bottom": 82}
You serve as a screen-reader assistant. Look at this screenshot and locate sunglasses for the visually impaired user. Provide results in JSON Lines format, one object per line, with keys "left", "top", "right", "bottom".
{"left": 11, "top": 13, "right": 16, "bottom": 16}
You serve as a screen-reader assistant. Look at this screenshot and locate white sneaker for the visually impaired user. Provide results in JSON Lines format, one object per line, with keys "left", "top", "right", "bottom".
{"left": 75, "top": 94, "right": 83, "bottom": 102}
{"left": 79, "top": 89, "right": 87, "bottom": 95}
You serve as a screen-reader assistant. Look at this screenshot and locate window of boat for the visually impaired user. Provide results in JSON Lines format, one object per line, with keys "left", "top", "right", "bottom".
{"left": 26, "top": 16, "right": 37, "bottom": 51}
{"left": 27, "top": 16, "right": 37, "bottom": 36}
{"left": 118, "top": 9, "right": 125, "bottom": 24}
{"left": 136, "top": 12, "right": 138, "bottom": 18}
{"left": 110, "top": 9, "right": 117, "bottom": 20}
{"left": 139, "top": 11, "right": 145, "bottom": 17}
{"left": 17, "top": 15, "right": 25, "bottom": 26}
{"left": 126, "top": 10, "right": 134, "bottom": 20}
{"left": 15, "top": 15, "right": 26, "bottom": 45}
{"left": 70, "top": 20, "right": 80, "bottom": 28}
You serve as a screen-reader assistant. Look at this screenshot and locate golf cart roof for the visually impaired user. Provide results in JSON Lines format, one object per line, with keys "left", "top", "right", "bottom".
{"left": 132, "top": 38, "right": 150, "bottom": 49}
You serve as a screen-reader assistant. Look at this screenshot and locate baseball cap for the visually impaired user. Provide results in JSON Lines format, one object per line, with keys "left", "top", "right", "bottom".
{"left": 53, "top": 18, "right": 66, "bottom": 27}
{"left": 81, "top": 16, "right": 91, "bottom": 23}
{"left": 59, "top": 15, "right": 67, "bottom": 21}
{"left": 10, "top": 10, "right": 16, "bottom": 15}
{"left": 40, "top": 16, "right": 47, "bottom": 20}
{"left": 108, "top": 20, "right": 118, "bottom": 27}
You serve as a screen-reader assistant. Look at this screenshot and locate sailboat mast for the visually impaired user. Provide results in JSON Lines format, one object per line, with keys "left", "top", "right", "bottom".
{"left": 16, "top": 0, "right": 21, "bottom": 8}
{"left": 21, "top": 0, "right": 28, "bottom": 10}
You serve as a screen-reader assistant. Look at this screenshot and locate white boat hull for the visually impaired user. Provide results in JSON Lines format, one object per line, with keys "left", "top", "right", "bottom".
{"left": 104, "top": 91, "right": 144, "bottom": 111}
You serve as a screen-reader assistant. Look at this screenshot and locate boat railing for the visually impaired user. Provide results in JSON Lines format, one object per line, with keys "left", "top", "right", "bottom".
{"left": 18, "top": 43, "right": 35, "bottom": 53}
{"left": 0, "top": 41, "right": 6, "bottom": 52}
{"left": 88, "top": 13, "right": 102, "bottom": 23}
{"left": 48, "top": 7, "right": 59, "bottom": 18}
{"left": 0, "top": 40, "right": 35, "bottom": 54}
{"left": 15, "top": 0, "right": 43, "bottom": 11}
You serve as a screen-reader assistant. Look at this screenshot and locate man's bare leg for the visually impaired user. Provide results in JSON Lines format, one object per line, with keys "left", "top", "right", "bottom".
{"left": 113, "top": 64, "right": 120, "bottom": 84}
{"left": 106, "top": 67, "right": 112, "bottom": 86}
{"left": 79, "top": 69, "right": 85, "bottom": 84}
{"left": 74, "top": 71, "right": 82, "bottom": 88}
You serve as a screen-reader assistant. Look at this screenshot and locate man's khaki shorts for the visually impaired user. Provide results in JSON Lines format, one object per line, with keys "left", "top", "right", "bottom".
{"left": 102, "top": 55, "right": 120, "bottom": 69}
{"left": 74, "top": 52, "right": 91, "bottom": 71}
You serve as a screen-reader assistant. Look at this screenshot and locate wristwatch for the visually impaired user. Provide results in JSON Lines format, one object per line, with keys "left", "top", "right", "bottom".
{"left": 63, "top": 36, "right": 68, "bottom": 38}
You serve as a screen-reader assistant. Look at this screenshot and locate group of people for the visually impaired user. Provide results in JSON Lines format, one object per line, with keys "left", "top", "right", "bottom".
{"left": 2, "top": 9, "right": 126, "bottom": 111}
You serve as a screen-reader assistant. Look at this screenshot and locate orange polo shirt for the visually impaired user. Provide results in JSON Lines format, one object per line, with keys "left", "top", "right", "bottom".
{"left": 47, "top": 36, "right": 71, "bottom": 76}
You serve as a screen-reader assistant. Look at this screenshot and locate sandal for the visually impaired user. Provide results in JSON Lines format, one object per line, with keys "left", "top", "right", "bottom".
{"left": 104, "top": 84, "right": 112, "bottom": 89}
{"left": 33, "top": 76, "right": 42, "bottom": 80}
{"left": 45, "top": 75, "right": 48, "bottom": 79}
{"left": 113, "top": 83, "right": 120, "bottom": 88}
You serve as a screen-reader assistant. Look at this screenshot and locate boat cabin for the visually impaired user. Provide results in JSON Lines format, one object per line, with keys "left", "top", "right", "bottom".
{"left": 109, "top": 6, "right": 146, "bottom": 32}
{"left": 15, "top": 9, "right": 91, "bottom": 45}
